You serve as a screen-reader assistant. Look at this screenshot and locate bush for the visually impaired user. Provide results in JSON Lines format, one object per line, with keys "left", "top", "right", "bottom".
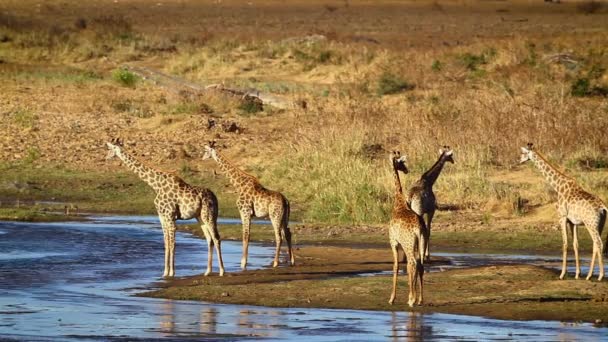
{"left": 571, "top": 78, "right": 591, "bottom": 97}
{"left": 238, "top": 97, "right": 263, "bottom": 114}
{"left": 111, "top": 68, "right": 138, "bottom": 87}
{"left": 376, "top": 72, "right": 414, "bottom": 95}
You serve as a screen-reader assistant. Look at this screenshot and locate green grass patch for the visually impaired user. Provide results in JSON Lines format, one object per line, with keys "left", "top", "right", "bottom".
{"left": 376, "top": 72, "right": 414, "bottom": 95}
{"left": 111, "top": 68, "right": 139, "bottom": 87}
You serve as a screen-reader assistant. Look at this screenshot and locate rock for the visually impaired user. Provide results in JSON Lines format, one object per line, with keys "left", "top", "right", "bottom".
{"left": 221, "top": 292, "right": 230, "bottom": 297}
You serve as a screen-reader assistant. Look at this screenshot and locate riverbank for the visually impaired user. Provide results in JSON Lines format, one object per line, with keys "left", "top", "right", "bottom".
{"left": 145, "top": 245, "right": 608, "bottom": 326}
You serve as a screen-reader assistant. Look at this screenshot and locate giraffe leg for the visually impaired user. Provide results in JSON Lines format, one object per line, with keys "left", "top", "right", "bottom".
{"left": 200, "top": 225, "right": 214, "bottom": 276}
{"left": 585, "top": 230, "right": 602, "bottom": 281}
{"left": 407, "top": 261, "right": 416, "bottom": 307}
{"left": 416, "top": 261, "right": 424, "bottom": 306}
{"left": 424, "top": 210, "right": 434, "bottom": 261}
{"left": 559, "top": 217, "right": 569, "bottom": 280}
{"left": 159, "top": 215, "right": 170, "bottom": 278}
{"left": 416, "top": 235, "right": 424, "bottom": 305}
{"left": 270, "top": 213, "right": 283, "bottom": 268}
{"left": 598, "top": 239, "right": 604, "bottom": 281}
{"left": 388, "top": 244, "right": 399, "bottom": 305}
{"left": 167, "top": 224, "right": 177, "bottom": 278}
{"left": 211, "top": 226, "right": 225, "bottom": 277}
{"left": 571, "top": 223, "right": 580, "bottom": 279}
{"left": 284, "top": 226, "right": 295, "bottom": 266}
{"left": 240, "top": 211, "right": 252, "bottom": 270}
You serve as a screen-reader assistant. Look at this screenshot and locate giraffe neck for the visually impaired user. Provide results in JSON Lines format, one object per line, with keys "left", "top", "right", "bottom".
{"left": 212, "top": 150, "right": 255, "bottom": 191}
{"left": 115, "top": 148, "right": 166, "bottom": 192}
{"left": 530, "top": 151, "right": 573, "bottom": 193}
{"left": 392, "top": 163, "right": 407, "bottom": 211}
{"left": 421, "top": 155, "right": 447, "bottom": 187}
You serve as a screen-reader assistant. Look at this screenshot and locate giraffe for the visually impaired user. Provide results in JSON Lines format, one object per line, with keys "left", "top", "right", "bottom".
{"left": 202, "top": 141, "right": 294, "bottom": 270}
{"left": 388, "top": 151, "right": 425, "bottom": 307}
{"left": 106, "top": 138, "right": 225, "bottom": 278}
{"left": 520, "top": 143, "right": 607, "bottom": 281}
{"left": 406, "top": 146, "right": 454, "bottom": 261}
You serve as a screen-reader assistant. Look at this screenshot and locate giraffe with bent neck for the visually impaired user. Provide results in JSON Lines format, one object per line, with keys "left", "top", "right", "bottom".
{"left": 521, "top": 143, "right": 607, "bottom": 281}
{"left": 406, "top": 146, "right": 454, "bottom": 261}
{"left": 202, "top": 141, "right": 294, "bottom": 270}
{"left": 388, "top": 151, "right": 425, "bottom": 307}
{"left": 106, "top": 138, "right": 225, "bottom": 278}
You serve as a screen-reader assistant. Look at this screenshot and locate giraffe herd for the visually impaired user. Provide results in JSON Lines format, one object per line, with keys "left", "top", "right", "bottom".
{"left": 105, "top": 138, "right": 607, "bottom": 308}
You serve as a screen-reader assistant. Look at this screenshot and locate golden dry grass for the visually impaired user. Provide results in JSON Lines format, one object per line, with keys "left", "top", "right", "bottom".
{"left": 0, "top": 0, "right": 607, "bottom": 225}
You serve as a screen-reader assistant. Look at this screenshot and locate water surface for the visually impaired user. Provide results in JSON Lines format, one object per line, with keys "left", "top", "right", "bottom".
{"left": 1, "top": 216, "right": 606, "bottom": 341}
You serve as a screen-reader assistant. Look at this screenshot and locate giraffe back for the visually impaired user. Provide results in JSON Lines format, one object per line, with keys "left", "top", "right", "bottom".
{"left": 406, "top": 179, "right": 436, "bottom": 216}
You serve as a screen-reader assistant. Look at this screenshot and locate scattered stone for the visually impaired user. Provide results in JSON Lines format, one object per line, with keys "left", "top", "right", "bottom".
{"left": 221, "top": 292, "right": 230, "bottom": 297}
{"left": 221, "top": 121, "right": 240, "bottom": 133}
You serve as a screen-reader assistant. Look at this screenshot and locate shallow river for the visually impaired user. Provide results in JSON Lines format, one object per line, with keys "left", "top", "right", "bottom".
{"left": 1, "top": 216, "right": 607, "bottom": 341}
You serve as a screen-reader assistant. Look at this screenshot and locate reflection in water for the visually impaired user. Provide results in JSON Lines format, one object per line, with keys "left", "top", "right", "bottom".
{"left": 160, "top": 300, "right": 176, "bottom": 335}
{"left": 391, "top": 311, "right": 432, "bottom": 341}
{"left": 199, "top": 306, "right": 218, "bottom": 335}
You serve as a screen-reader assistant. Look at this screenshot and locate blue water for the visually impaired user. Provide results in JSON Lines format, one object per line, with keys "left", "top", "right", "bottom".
{"left": 1, "top": 216, "right": 607, "bottom": 341}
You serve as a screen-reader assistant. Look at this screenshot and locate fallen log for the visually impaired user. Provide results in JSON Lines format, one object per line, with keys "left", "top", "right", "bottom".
{"left": 123, "top": 65, "right": 306, "bottom": 110}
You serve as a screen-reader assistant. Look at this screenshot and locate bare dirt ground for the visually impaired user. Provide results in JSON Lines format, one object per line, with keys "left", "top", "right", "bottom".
{"left": 145, "top": 245, "right": 608, "bottom": 325}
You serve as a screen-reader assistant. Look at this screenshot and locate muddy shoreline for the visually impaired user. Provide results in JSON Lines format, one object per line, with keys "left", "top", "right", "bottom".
{"left": 144, "top": 245, "right": 608, "bottom": 326}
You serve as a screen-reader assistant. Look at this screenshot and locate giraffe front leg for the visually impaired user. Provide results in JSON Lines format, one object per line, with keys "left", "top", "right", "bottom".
{"left": 167, "top": 226, "right": 177, "bottom": 278}
{"left": 389, "top": 244, "right": 399, "bottom": 305}
{"left": 559, "top": 217, "right": 569, "bottom": 280}
{"left": 240, "top": 212, "right": 252, "bottom": 270}
{"left": 159, "top": 221, "right": 170, "bottom": 278}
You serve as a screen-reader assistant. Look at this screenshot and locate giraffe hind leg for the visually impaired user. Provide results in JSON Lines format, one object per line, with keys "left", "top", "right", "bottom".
{"left": 388, "top": 243, "right": 399, "bottom": 305}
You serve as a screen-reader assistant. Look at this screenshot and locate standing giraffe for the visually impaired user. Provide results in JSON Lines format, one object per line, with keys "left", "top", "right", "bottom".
{"left": 106, "top": 138, "right": 225, "bottom": 278}
{"left": 202, "top": 141, "right": 294, "bottom": 270}
{"left": 388, "top": 151, "right": 425, "bottom": 307}
{"left": 406, "top": 146, "right": 454, "bottom": 261}
{"left": 520, "top": 143, "right": 606, "bottom": 281}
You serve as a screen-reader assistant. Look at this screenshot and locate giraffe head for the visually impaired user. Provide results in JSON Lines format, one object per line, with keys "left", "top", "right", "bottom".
{"left": 202, "top": 140, "right": 217, "bottom": 160}
{"left": 105, "top": 138, "right": 124, "bottom": 160}
{"left": 390, "top": 151, "right": 409, "bottom": 174}
{"left": 519, "top": 142, "right": 535, "bottom": 164}
{"left": 439, "top": 145, "right": 455, "bottom": 163}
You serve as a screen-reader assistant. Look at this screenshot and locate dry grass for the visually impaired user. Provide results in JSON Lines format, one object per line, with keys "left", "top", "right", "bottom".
{"left": 0, "top": 0, "right": 607, "bottom": 224}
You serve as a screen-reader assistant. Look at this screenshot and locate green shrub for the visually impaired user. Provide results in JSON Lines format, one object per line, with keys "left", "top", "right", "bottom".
{"left": 571, "top": 78, "right": 591, "bottom": 97}
{"left": 238, "top": 98, "right": 263, "bottom": 114}
{"left": 376, "top": 72, "right": 414, "bottom": 95}
{"left": 431, "top": 60, "right": 442, "bottom": 72}
{"left": 111, "top": 68, "right": 138, "bottom": 87}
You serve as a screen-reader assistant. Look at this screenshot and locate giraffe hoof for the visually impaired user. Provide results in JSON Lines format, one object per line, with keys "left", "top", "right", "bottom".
{"left": 219, "top": 270, "right": 225, "bottom": 277}
{"left": 272, "top": 261, "right": 279, "bottom": 268}
{"left": 204, "top": 271, "right": 211, "bottom": 277}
